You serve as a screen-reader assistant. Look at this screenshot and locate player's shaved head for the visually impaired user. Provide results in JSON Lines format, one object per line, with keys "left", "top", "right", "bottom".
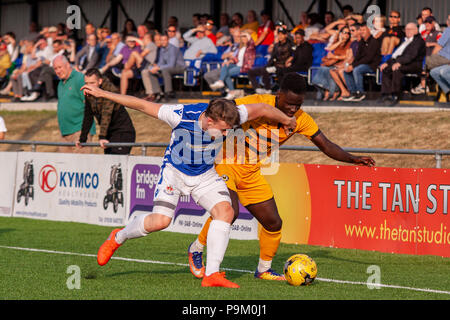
{"left": 280, "top": 73, "right": 307, "bottom": 95}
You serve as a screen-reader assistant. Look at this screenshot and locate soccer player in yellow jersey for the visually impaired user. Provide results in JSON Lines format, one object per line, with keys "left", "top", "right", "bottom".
{"left": 188, "top": 73, "right": 375, "bottom": 280}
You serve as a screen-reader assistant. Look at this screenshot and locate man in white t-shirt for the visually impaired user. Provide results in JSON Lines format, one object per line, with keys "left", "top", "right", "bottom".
{"left": 0, "top": 116, "right": 7, "bottom": 140}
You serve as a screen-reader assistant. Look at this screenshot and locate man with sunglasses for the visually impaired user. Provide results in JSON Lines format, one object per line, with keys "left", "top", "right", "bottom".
{"left": 381, "top": 11, "right": 405, "bottom": 55}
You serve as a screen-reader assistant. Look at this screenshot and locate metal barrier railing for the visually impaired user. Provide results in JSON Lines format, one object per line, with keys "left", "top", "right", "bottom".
{"left": 0, "top": 140, "right": 448, "bottom": 168}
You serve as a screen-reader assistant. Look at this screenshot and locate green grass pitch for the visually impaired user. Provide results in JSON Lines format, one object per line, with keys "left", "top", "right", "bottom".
{"left": 0, "top": 217, "right": 449, "bottom": 300}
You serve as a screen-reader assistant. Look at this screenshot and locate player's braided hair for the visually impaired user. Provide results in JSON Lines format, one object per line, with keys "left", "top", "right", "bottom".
{"left": 206, "top": 98, "right": 240, "bottom": 128}
{"left": 280, "top": 73, "right": 307, "bottom": 95}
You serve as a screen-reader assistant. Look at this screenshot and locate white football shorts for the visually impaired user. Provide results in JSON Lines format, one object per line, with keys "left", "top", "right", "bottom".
{"left": 152, "top": 163, "right": 231, "bottom": 218}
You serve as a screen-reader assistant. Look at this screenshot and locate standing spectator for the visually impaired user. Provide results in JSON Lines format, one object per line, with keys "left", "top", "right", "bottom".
{"left": 411, "top": 16, "right": 442, "bottom": 95}
{"left": 77, "top": 68, "right": 136, "bottom": 154}
{"left": 52, "top": 55, "right": 95, "bottom": 153}
{"left": 342, "top": 23, "right": 381, "bottom": 101}
{"left": 75, "top": 34, "right": 100, "bottom": 74}
{"left": 182, "top": 25, "right": 217, "bottom": 61}
{"left": 381, "top": 10, "right": 405, "bottom": 55}
{"left": 141, "top": 34, "right": 185, "bottom": 101}
{"left": 209, "top": 31, "right": 255, "bottom": 99}
{"left": 276, "top": 29, "right": 313, "bottom": 82}
{"left": 248, "top": 27, "right": 292, "bottom": 93}
{"left": 379, "top": 23, "right": 426, "bottom": 106}
{"left": 0, "top": 116, "right": 6, "bottom": 140}
{"left": 312, "top": 26, "right": 351, "bottom": 101}
{"left": 254, "top": 10, "right": 274, "bottom": 46}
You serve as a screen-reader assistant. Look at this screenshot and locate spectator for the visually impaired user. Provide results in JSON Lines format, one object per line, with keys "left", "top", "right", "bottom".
{"left": 418, "top": 7, "right": 441, "bottom": 34}
{"left": 276, "top": 29, "right": 313, "bottom": 82}
{"left": 9, "top": 40, "right": 40, "bottom": 102}
{"left": 381, "top": 10, "right": 405, "bottom": 55}
{"left": 28, "top": 39, "right": 66, "bottom": 101}
{"left": 342, "top": 23, "right": 381, "bottom": 102}
{"left": 101, "top": 33, "right": 125, "bottom": 73}
{"left": 292, "top": 11, "right": 309, "bottom": 34}
{"left": 209, "top": 31, "right": 255, "bottom": 99}
{"left": 205, "top": 19, "right": 217, "bottom": 45}
{"left": 370, "top": 15, "right": 386, "bottom": 43}
{"left": 167, "top": 25, "right": 182, "bottom": 48}
{"left": 137, "top": 24, "right": 149, "bottom": 40}
{"left": 248, "top": 26, "right": 292, "bottom": 94}
{"left": 75, "top": 34, "right": 100, "bottom": 74}
{"left": 379, "top": 23, "right": 426, "bottom": 106}
{"left": 53, "top": 55, "right": 95, "bottom": 153}
{"left": 330, "top": 23, "right": 361, "bottom": 100}
{"left": 182, "top": 25, "right": 217, "bottom": 60}
{"left": 430, "top": 64, "right": 450, "bottom": 102}
{"left": 254, "top": 10, "right": 274, "bottom": 46}
{"left": 122, "top": 19, "right": 137, "bottom": 39}
{"left": 0, "top": 43, "right": 11, "bottom": 83}
{"left": 342, "top": 5, "right": 354, "bottom": 18}
{"left": 117, "top": 36, "right": 142, "bottom": 94}
{"left": 320, "top": 18, "right": 348, "bottom": 49}
{"left": 77, "top": 68, "right": 136, "bottom": 154}
{"left": 231, "top": 12, "right": 244, "bottom": 29}
{"left": 312, "top": 26, "right": 351, "bottom": 101}
{"left": 308, "top": 11, "right": 336, "bottom": 43}
{"left": 216, "top": 13, "right": 231, "bottom": 45}
{"left": 412, "top": 16, "right": 442, "bottom": 95}
{"left": 0, "top": 115, "right": 6, "bottom": 140}
{"left": 141, "top": 34, "right": 185, "bottom": 102}
{"left": 2, "top": 32, "right": 19, "bottom": 62}
{"left": 168, "top": 16, "right": 184, "bottom": 47}
{"left": 85, "top": 23, "right": 96, "bottom": 41}
{"left": 242, "top": 10, "right": 259, "bottom": 34}
{"left": 192, "top": 13, "right": 202, "bottom": 29}
{"left": 304, "top": 13, "right": 323, "bottom": 41}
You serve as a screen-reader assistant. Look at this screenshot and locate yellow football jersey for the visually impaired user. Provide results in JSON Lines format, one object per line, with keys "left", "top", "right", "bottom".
{"left": 219, "top": 94, "right": 320, "bottom": 167}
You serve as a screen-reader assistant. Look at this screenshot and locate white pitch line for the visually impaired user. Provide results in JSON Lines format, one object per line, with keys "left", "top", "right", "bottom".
{"left": 1, "top": 244, "right": 449, "bottom": 296}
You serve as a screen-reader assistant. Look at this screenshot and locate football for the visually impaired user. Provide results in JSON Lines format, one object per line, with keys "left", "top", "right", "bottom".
{"left": 283, "top": 254, "right": 317, "bottom": 286}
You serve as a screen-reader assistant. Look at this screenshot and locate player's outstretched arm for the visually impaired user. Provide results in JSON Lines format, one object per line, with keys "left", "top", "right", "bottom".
{"left": 311, "top": 131, "right": 375, "bottom": 167}
{"left": 81, "top": 84, "right": 163, "bottom": 119}
{"left": 244, "top": 103, "right": 297, "bottom": 132}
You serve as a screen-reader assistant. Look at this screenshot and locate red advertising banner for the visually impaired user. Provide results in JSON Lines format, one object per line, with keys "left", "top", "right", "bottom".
{"left": 303, "top": 165, "right": 450, "bottom": 257}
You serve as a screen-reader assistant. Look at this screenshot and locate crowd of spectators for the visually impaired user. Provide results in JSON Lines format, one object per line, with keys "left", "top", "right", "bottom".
{"left": 0, "top": 5, "right": 449, "bottom": 105}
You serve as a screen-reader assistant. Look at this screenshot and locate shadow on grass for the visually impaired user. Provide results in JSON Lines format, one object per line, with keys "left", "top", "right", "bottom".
{"left": 0, "top": 228, "right": 16, "bottom": 237}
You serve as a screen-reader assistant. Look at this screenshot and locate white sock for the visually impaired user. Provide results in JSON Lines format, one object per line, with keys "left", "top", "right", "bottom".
{"left": 257, "top": 258, "right": 272, "bottom": 273}
{"left": 189, "top": 238, "right": 204, "bottom": 253}
{"left": 204, "top": 220, "right": 230, "bottom": 276}
{"left": 115, "top": 213, "right": 149, "bottom": 244}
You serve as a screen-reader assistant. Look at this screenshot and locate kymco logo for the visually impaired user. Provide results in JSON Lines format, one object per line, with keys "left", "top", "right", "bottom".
{"left": 39, "top": 165, "right": 58, "bottom": 193}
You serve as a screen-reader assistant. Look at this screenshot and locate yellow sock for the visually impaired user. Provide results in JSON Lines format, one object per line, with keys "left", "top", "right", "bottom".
{"left": 198, "top": 216, "right": 213, "bottom": 246}
{"left": 259, "top": 227, "right": 282, "bottom": 261}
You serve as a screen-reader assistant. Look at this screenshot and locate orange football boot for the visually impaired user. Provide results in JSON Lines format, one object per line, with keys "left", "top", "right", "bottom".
{"left": 201, "top": 272, "right": 240, "bottom": 288}
{"left": 97, "top": 228, "right": 122, "bottom": 266}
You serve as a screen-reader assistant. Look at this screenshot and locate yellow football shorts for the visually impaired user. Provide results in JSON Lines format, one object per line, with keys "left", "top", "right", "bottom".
{"left": 215, "top": 163, "right": 274, "bottom": 207}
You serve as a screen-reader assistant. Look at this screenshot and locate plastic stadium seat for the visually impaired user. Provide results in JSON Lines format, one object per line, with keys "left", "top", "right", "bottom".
{"left": 255, "top": 45, "right": 269, "bottom": 57}
{"left": 311, "top": 43, "right": 327, "bottom": 67}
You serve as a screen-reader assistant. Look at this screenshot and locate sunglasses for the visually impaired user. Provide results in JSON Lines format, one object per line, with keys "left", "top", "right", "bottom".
{"left": 390, "top": 15, "right": 400, "bottom": 18}
{"left": 342, "top": 31, "right": 350, "bottom": 34}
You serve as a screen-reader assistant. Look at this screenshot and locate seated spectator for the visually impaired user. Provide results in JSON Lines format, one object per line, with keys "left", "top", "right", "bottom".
{"left": 342, "top": 23, "right": 381, "bottom": 102}
{"left": 371, "top": 15, "right": 386, "bottom": 43}
{"left": 412, "top": 16, "right": 442, "bottom": 95}
{"left": 183, "top": 25, "right": 217, "bottom": 61}
{"left": 330, "top": 23, "right": 361, "bottom": 100}
{"left": 381, "top": 10, "right": 405, "bottom": 55}
{"left": 0, "top": 43, "right": 12, "bottom": 85}
{"left": 254, "top": 10, "right": 274, "bottom": 46}
{"left": 100, "top": 33, "right": 125, "bottom": 74}
{"left": 308, "top": 11, "right": 335, "bottom": 43}
{"left": 167, "top": 25, "right": 181, "bottom": 48}
{"left": 319, "top": 18, "right": 347, "bottom": 50}
{"left": 3, "top": 32, "right": 19, "bottom": 62}
{"left": 242, "top": 10, "right": 259, "bottom": 35}
{"left": 205, "top": 19, "right": 217, "bottom": 45}
{"left": 0, "top": 115, "right": 6, "bottom": 140}
{"left": 167, "top": 16, "right": 184, "bottom": 48}
{"left": 116, "top": 36, "right": 143, "bottom": 94}
{"left": 28, "top": 39, "right": 67, "bottom": 101}
{"left": 9, "top": 40, "right": 41, "bottom": 102}
{"left": 312, "top": 26, "right": 351, "bottom": 101}
{"left": 209, "top": 31, "right": 255, "bottom": 99}
{"left": 75, "top": 34, "right": 100, "bottom": 74}
{"left": 276, "top": 29, "right": 313, "bottom": 82}
{"left": 291, "top": 11, "right": 309, "bottom": 34}
{"left": 418, "top": 7, "right": 441, "bottom": 34}
{"left": 231, "top": 12, "right": 244, "bottom": 29}
{"left": 304, "top": 13, "right": 323, "bottom": 41}
{"left": 141, "top": 34, "right": 185, "bottom": 102}
{"left": 430, "top": 64, "right": 450, "bottom": 102}
{"left": 122, "top": 19, "right": 137, "bottom": 39}
{"left": 216, "top": 13, "right": 231, "bottom": 46}
{"left": 248, "top": 26, "right": 292, "bottom": 93}
{"left": 379, "top": 23, "right": 426, "bottom": 106}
